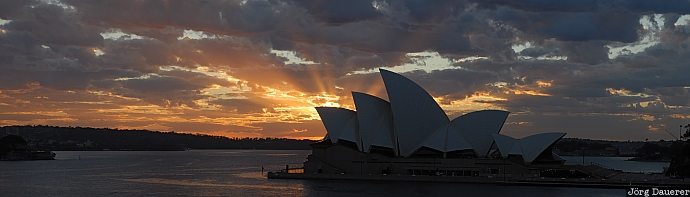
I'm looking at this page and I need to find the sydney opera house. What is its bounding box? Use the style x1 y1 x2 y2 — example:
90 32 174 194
303 69 568 177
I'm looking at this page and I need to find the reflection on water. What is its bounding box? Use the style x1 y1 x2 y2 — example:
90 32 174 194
0 150 626 196
122 177 306 191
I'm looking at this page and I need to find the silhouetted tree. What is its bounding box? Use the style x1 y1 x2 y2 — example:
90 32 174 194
666 140 690 178
635 142 671 160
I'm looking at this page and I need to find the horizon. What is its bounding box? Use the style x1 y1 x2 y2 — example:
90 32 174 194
1 1 690 141
0 125 674 142
0 124 676 143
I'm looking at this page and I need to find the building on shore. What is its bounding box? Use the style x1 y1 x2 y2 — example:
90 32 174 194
303 69 574 178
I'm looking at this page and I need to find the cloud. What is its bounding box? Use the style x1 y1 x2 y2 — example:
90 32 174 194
7 4 103 46
210 98 271 114
502 112 672 140
1 0 689 140
493 8 641 43
474 0 690 13
0 0 35 18
293 0 382 24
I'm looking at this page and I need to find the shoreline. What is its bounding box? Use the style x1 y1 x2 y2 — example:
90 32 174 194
48 148 313 151
625 157 672 162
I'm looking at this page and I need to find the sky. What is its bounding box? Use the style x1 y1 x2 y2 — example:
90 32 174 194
1 0 690 141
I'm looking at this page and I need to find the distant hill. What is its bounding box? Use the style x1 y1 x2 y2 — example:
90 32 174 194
0 125 315 151
0 125 671 157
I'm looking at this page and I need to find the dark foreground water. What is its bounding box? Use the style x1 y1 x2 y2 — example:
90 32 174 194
0 150 629 197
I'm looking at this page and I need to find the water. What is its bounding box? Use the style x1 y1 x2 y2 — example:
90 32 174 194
562 156 670 173
0 150 628 196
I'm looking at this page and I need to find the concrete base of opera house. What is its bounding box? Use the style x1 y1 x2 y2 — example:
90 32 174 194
267 171 690 189
266 141 689 189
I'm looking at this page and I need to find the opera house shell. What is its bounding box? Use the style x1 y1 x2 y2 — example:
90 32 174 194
305 69 567 177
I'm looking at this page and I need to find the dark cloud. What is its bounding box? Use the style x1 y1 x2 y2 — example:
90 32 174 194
65 0 301 36
558 41 610 64
652 87 690 106
293 0 381 24
502 113 671 140
210 99 267 113
251 120 326 138
0 0 35 18
159 69 232 87
404 69 497 100
1 0 690 140
474 0 690 13
161 121 257 134
113 75 208 107
0 113 59 121
296 21 476 54
493 8 640 43
99 39 174 72
7 4 103 46
400 0 468 22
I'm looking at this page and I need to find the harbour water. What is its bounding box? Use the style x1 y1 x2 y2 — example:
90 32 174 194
0 150 653 196
562 156 669 173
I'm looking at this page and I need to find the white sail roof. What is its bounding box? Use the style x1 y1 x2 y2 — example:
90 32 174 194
352 92 397 154
315 107 361 150
450 110 509 157
445 125 473 152
492 133 566 163
380 69 450 157
313 69 565 160
519 133 565 163
418 125 449 152
419 124 473 153
492 133 517 158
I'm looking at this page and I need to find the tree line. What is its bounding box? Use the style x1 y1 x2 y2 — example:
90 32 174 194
0 125 315 151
